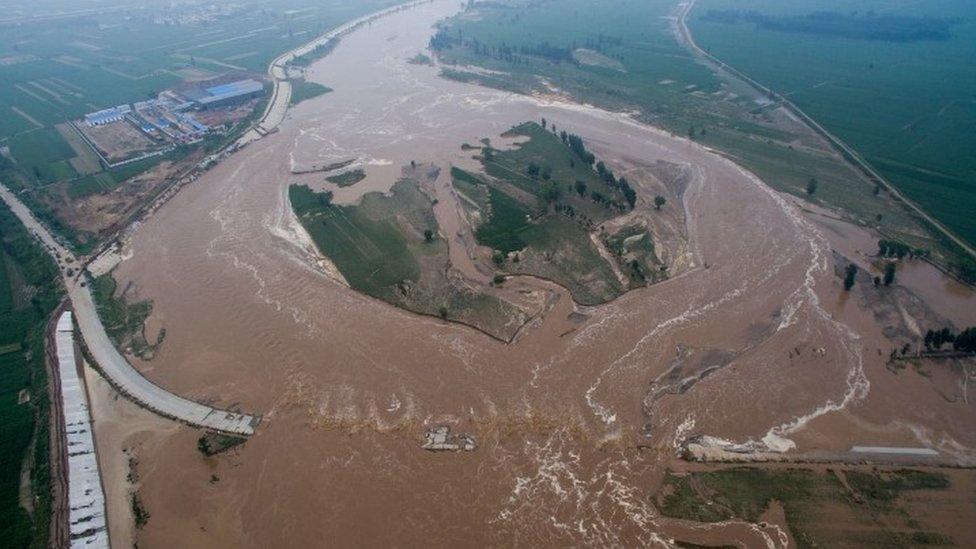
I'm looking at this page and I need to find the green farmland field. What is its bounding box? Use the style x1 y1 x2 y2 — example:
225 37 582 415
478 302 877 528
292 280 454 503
691 0 976 245
0 0 400 245
0 201 63 548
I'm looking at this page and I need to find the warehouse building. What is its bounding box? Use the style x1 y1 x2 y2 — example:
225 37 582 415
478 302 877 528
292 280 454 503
183 78 265 110
84 104 132 126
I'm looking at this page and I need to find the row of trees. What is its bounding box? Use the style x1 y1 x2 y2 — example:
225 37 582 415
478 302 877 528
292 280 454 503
846 261 897 290
923 326 976 354
595 161 637 209
556 127 639 209
877 239 913 259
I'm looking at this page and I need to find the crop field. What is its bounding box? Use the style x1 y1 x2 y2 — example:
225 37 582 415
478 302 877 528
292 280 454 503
434 0 720 119
0 0 400 248
0 201 62 548
691 0 976 246
291 176 530 340
0 0 400 143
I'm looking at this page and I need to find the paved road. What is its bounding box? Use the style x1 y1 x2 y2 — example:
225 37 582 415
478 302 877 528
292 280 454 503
674 0 976 261
0 184 256 435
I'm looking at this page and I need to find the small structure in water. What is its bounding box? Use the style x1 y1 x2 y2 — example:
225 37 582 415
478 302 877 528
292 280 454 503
422 426 476 452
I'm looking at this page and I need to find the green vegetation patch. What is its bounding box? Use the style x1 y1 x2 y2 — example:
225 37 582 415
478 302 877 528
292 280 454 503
453 122 658 305
430 0 968 267
68 172 116 199
197 432 246 456
659 473 733 523
658 467 956 549
290 178 529 340
692 0 976 246
603 223 665 286
408 53 433 66
325 168 366 188
289 78 333 107
0 201 63 548
845 469 949 505
91 274 162 360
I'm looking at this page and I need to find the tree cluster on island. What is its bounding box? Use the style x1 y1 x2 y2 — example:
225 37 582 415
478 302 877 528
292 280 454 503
556 126 638 209
843 263 858 291
923 326 976 354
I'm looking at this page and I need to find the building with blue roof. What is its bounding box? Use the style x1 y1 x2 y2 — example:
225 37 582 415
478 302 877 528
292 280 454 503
183 79 265 110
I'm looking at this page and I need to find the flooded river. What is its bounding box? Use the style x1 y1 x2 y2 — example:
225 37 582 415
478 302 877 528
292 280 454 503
110 1 976 546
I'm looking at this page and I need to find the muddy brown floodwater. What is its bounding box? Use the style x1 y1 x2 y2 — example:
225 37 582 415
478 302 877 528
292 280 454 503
108 1 976 546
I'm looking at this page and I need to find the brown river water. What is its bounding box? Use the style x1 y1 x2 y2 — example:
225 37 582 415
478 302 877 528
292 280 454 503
109 1 976 546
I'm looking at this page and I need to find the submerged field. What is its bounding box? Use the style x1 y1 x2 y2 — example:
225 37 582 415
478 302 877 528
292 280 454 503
691 0 976 248
429 0 973 274
659 466 971 548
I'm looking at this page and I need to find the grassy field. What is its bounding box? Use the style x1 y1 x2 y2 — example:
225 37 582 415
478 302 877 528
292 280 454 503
289 78 333 107
691 0 976 247
0 201 63 549
325 168 366 187
290 177 530 340
659 467 960 548
454 122 666 304
430 0 970 271
91 274 159 360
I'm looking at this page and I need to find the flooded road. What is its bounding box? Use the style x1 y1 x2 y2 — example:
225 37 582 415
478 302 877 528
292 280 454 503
110 1 976 545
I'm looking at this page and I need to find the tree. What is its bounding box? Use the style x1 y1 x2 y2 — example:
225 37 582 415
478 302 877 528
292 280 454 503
873 276 881 287
526 162 540 178
491 250 505 265
540 181 560 204
688 125 695 139
843 264 857 291
806 178 818 195
595 161 607 178
622 186 636 209
878 239 910 259
954 327 976 353
541 117 547 129
574 180 587 197
883 262 896 286
654 195 666 210
424 229 434 243
956 258 976 285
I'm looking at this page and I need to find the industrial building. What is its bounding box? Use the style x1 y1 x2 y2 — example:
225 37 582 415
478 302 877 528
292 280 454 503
83 105 132 126
182 78 264 109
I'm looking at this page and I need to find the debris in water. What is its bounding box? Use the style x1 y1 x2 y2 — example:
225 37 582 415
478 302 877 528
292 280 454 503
422 426 476 452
